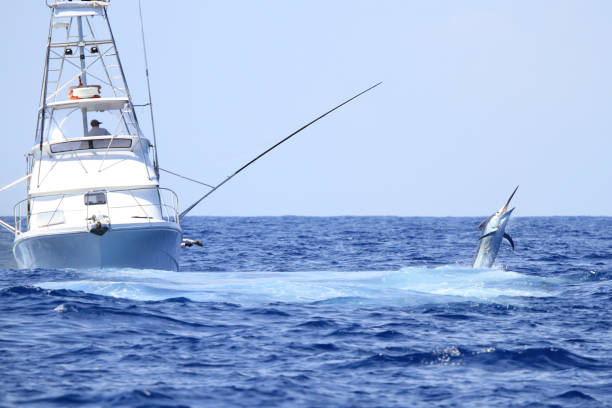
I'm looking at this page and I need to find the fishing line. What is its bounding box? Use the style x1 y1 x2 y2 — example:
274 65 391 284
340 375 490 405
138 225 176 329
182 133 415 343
179 82 382 219
159 168 215 189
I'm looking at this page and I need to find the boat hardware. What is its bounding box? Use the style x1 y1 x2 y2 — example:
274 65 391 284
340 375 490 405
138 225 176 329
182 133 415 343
181 238 203 248
88 214 110 236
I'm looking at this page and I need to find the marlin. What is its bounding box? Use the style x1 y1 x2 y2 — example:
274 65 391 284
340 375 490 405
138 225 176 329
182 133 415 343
472 186 518 268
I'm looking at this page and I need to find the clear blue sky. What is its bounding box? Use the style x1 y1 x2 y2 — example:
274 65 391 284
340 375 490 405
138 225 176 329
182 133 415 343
1 1 611 216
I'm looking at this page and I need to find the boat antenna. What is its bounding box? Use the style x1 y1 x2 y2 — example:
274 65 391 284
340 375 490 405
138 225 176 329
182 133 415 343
138 0 160 177
179 82 382 219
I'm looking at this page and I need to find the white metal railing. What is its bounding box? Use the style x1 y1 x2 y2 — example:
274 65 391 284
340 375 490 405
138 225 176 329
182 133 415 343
13 186 179 235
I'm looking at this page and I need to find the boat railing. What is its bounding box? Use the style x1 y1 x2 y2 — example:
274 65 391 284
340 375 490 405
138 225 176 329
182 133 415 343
13 198 28 234
13 186 180 235
156 187 180 223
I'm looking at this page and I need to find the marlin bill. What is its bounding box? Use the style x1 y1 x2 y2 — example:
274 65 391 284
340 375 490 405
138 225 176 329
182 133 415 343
473 186 518 268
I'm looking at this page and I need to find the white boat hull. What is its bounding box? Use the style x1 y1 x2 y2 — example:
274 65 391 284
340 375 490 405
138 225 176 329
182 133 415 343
13 223 182 271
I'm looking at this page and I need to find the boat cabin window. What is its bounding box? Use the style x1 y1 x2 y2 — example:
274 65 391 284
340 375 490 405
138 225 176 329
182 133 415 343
84 191 107 206
50 138 132 153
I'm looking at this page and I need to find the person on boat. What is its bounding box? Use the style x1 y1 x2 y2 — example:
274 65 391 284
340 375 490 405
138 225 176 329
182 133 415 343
89 119 110 136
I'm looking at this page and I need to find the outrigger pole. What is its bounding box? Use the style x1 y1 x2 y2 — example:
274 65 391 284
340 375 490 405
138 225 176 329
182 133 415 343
138 0 160 178
178 82 382 219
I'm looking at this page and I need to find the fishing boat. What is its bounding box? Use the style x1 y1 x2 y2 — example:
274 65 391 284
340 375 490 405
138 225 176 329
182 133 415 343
2 1 182 270
0 1 379 271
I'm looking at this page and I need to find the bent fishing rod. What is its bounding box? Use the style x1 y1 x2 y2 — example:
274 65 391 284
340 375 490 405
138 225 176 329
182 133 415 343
179 82 382 219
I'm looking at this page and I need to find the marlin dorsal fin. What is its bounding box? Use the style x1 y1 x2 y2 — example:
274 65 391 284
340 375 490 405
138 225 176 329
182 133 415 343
478 217 490 230
504 233 515 250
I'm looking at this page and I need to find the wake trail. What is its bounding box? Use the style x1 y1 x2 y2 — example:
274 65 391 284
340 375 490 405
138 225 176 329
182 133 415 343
36 266 561 306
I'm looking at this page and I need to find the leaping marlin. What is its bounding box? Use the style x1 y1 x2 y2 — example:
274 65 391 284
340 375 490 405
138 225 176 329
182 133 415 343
472 186 518 268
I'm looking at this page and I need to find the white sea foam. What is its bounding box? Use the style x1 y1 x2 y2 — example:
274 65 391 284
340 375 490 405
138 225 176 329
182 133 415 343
53 303 78 313
37 265 559 306
53 304 66 312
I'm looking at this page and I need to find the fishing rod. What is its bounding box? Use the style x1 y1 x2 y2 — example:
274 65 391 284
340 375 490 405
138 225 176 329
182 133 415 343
179 82 382 219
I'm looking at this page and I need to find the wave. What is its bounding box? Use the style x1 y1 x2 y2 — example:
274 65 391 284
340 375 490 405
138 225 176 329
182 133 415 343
35 265 559 306
336 346 608 371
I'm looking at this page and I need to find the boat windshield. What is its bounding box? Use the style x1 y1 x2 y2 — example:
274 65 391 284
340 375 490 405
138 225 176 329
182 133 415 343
50 138 132 153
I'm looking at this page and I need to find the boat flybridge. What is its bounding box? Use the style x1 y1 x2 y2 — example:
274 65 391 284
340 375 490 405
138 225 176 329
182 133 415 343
4 1 182 270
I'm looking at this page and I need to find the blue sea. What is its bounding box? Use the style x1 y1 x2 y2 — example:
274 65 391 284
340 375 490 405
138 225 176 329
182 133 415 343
1 216 611 407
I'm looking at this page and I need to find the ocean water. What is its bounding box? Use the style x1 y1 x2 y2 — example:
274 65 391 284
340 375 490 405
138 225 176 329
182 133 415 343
1 216 611 407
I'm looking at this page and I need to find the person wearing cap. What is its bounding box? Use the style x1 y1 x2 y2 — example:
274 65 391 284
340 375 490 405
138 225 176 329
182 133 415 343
89 119 110 136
